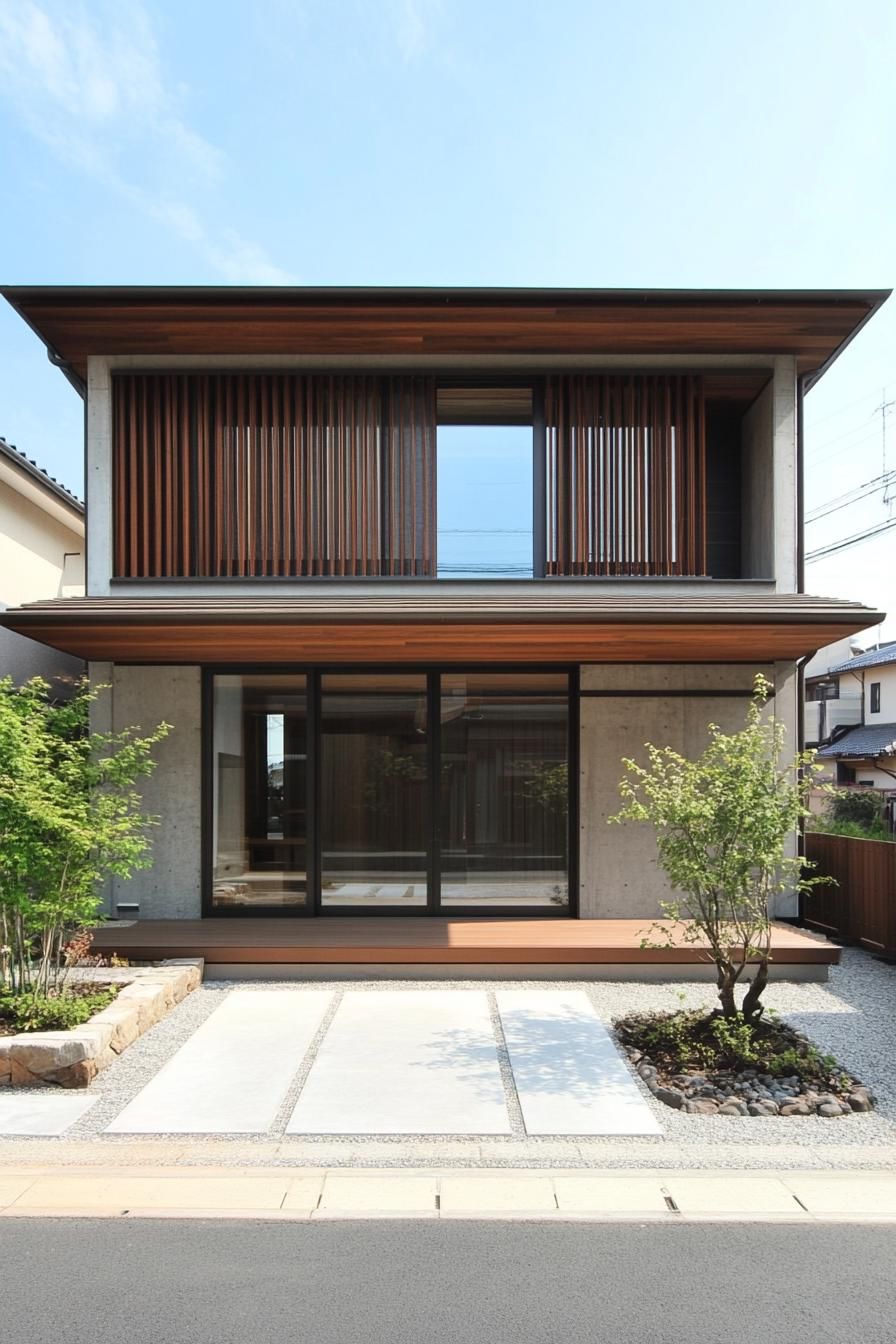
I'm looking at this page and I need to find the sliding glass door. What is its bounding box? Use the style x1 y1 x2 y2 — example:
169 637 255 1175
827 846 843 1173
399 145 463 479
439 674 569 908
210 674 309 910
319 675 429 908
207 670 571 915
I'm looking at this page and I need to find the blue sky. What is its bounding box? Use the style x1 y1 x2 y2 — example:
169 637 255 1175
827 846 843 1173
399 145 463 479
0 0 894 629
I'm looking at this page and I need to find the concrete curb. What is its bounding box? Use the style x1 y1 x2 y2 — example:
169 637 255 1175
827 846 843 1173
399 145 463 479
1 1166 896 1221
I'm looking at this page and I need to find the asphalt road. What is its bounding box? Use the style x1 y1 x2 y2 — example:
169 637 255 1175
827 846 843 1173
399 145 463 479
3 1218 894 1343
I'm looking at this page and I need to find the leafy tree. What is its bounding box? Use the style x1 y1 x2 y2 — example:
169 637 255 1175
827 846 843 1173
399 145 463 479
610 674 826 1021
0 676 169 998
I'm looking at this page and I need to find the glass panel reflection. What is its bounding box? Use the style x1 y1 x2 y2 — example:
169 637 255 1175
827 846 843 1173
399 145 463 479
320 675 428 906
211 675 308 908
440 679 569 908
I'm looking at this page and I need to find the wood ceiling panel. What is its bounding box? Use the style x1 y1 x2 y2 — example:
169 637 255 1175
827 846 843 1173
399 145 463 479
4 289 885 386
4 618 878 664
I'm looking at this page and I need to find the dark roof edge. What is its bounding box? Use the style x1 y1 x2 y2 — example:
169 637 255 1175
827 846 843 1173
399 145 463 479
0 437 84 515
2 284 892 307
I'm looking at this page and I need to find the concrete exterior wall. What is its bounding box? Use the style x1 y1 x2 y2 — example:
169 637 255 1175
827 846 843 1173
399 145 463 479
86 357 113 597
578 662 800 920
740 357 797 589
91 663 202 918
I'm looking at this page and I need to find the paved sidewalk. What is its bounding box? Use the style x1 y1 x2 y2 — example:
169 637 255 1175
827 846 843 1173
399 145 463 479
2 1165 895 1220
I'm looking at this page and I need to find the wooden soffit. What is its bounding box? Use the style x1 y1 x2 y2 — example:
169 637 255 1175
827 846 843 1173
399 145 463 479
0 593 883 665
2 287 890 390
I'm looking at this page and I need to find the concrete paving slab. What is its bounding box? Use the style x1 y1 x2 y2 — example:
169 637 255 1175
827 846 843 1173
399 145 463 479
318 1175 437 1212
496 990 661 1136
439 1175 557 1212
287 990 510 1135
666 1177 800 1214
0 1093 96 1137
106 989 332 1134
553 1176 670 1213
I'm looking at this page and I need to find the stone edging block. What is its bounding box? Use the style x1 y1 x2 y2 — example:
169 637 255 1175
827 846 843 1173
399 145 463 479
0 958 204 1089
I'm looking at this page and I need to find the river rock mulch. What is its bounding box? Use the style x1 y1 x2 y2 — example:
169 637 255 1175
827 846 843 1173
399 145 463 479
614 1009 874 1118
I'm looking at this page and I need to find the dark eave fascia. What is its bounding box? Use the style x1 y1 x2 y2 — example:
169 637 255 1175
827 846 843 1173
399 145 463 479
0 592 884 628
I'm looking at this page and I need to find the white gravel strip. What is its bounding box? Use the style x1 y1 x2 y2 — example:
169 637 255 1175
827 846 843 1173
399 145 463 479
10 946 896 1169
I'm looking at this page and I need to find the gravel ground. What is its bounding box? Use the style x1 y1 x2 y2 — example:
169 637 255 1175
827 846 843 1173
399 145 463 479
5 947 895 1169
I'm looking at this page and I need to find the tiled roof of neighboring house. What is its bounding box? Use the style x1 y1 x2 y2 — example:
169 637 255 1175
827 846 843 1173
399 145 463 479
817 723 896 759
0 435 83 513
829 643 896 675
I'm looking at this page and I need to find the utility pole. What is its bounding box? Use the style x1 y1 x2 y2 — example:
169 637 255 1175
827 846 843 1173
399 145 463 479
875 388 896 505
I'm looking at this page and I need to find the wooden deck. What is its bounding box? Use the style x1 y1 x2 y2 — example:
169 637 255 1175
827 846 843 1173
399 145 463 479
90 917 840 968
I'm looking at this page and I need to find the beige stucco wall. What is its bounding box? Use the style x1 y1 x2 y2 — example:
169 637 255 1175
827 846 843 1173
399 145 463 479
579 661 799 920
864 663 896 723
91 663 202 919
0 472 85 685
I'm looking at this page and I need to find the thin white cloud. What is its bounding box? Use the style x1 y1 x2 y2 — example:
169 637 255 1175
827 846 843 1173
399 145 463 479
0 0 295 283
393 0 443 62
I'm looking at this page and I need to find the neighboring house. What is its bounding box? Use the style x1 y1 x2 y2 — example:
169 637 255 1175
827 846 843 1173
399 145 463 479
810 641 896 791
0 286 888 930
0 434 84 688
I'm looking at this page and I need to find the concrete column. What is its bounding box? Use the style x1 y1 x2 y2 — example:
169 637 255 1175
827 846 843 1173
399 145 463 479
88 661 115 917
85 357 113 597
773 658 800 917
107 665 203 919
772 356 798 593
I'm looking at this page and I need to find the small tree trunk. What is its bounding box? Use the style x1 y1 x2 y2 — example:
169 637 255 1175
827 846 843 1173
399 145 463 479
741 958 769 1023
716 960 739 1018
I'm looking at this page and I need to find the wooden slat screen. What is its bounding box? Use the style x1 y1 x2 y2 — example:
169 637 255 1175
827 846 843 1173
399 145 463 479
544 375 706 576
112 374 436 577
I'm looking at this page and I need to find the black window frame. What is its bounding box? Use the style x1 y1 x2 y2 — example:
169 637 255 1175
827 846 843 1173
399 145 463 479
870 681 881 714
202 663 579 920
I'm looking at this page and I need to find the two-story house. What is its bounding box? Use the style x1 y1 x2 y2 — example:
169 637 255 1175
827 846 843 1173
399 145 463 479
811 641 896 793
0 286 888 969
0 434 84 688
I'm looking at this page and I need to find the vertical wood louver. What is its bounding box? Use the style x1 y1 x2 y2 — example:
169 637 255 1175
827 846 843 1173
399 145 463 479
544 374 706 576
112 373 436 577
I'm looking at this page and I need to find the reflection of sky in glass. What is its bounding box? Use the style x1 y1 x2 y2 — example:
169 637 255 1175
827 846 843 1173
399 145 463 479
267 713 284 768
438 426 532 577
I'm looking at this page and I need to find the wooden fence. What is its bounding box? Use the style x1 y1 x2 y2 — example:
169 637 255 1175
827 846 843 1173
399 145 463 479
803 832 896 958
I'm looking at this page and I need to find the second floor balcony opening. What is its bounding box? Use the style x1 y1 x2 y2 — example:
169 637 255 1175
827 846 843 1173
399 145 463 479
109 369 754 583
436 385 534 578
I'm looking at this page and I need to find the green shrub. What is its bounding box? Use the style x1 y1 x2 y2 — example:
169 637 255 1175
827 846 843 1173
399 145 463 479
810 816 895 842
829 788 885 828
0 987 117 1033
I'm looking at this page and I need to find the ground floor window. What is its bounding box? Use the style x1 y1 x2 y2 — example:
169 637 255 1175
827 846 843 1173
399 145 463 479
207 669 571 915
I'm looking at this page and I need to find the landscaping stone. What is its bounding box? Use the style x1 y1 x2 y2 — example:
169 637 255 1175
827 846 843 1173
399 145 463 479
747 1100 779 1117
683 1098 719 1115
3 957 203 1089
718 1100 749 1116
818 1102 845 1118
614 1004 873 1121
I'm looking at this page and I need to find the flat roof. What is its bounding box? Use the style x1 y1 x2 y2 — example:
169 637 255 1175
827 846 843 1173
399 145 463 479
2 286 889 393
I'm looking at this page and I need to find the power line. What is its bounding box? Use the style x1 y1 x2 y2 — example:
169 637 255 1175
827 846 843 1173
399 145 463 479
805 515 896 562
805 469 896 524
